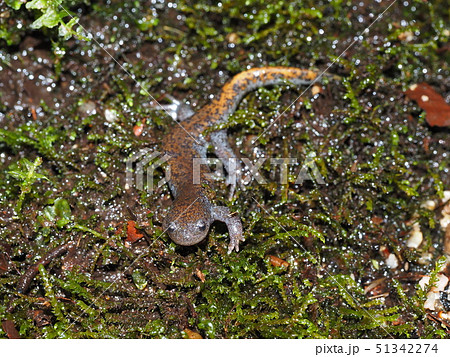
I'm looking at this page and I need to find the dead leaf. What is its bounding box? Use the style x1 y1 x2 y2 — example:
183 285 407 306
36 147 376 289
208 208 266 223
405 83 450 127
267 255 289 268
1 320 20 339
183 328 203 339
195 268 206 282
0 253 9 272
126 221 144 243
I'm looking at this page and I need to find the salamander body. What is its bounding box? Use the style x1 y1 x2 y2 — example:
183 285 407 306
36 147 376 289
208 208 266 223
162 67 317 253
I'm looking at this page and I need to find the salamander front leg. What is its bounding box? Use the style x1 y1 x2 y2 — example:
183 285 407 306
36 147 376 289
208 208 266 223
211 205 244 253
210 130 244 200
152 94 195 122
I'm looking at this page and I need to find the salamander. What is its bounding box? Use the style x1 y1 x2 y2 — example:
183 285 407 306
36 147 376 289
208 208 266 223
162 67 318 253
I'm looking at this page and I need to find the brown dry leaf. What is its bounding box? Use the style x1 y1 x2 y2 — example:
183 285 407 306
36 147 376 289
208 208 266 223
126 220 144 243
1 320 20 339
405 83 450 127
311 85 322 96
195 268 206 282
0 253 9 272
28 310 52 327
133 122 144 136
371 216 384 225
267 255 289 268
183 328 203 339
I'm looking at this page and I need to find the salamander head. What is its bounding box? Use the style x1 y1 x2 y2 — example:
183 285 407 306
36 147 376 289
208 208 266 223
163 195 212 246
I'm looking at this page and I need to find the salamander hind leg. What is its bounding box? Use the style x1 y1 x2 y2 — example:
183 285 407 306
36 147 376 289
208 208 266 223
211 205 244 253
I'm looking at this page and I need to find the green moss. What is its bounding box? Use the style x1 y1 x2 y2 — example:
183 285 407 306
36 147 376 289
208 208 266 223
7 156 47 216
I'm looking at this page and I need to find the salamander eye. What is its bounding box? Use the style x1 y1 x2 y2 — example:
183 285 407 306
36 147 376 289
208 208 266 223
167 223 177 233
196 220 207 232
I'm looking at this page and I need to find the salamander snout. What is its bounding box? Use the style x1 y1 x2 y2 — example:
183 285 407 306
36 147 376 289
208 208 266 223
163 196 212 246
164 218 210 246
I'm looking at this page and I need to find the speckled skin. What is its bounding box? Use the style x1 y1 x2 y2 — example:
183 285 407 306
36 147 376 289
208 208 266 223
162 67 317 253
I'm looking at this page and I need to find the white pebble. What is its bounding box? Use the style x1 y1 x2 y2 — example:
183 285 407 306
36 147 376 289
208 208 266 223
440 214 450 230
419 274 448 292
79 100 97 115
407 229 423 248
104 108 118 122
424 292 439 310
443 191 450 204
386 253 398 269
419 276 430 290
421 200 436 210
422 274 450 311
418 252 433 265
435 274 449 292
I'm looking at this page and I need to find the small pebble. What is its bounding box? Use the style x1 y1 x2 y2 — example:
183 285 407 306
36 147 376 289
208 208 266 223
421 200 436 210
406 223 423 248
441 214 450 231
419 274 448 292
443 191 450 204
424 292 439 310
386 253 398 269
418 252 433 265
104 108 118 123
420 274 449 311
